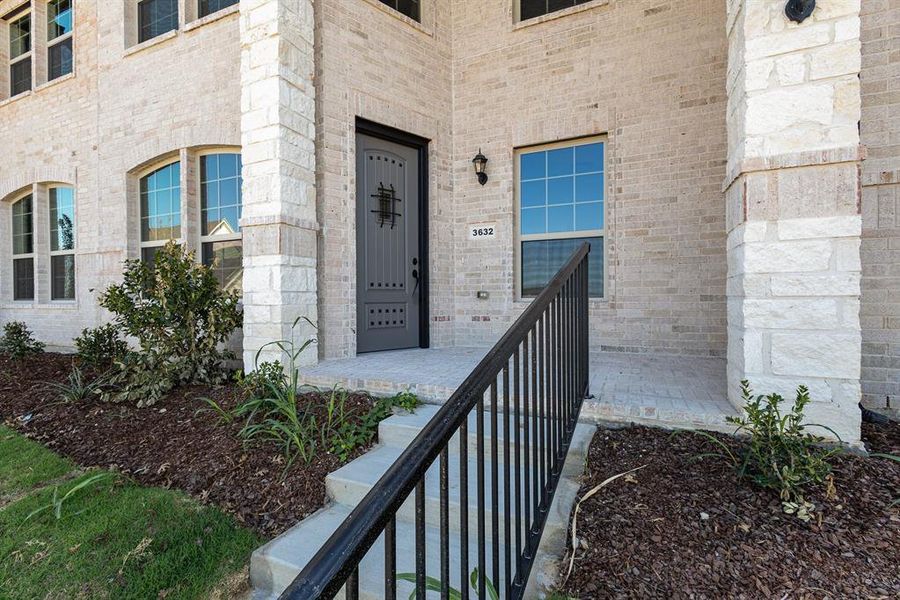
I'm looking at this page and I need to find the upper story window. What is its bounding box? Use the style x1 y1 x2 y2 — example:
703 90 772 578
9 10 31 96
520 0 591 21
49 186 76 300
198 0 238 19
200 152 243 293
140 161 181 262
517 138 605 298
138 0 178 43
11 194 35 301
47 0 73 81
378 0 420 22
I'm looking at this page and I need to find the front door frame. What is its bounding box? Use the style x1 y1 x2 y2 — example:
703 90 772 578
355 118 430 350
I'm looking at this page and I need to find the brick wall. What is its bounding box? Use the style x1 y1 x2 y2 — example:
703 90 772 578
0 1 241 349
860 0 900 410
450 0 728 356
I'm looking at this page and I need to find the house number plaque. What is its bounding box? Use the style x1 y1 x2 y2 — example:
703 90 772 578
469 222 497 240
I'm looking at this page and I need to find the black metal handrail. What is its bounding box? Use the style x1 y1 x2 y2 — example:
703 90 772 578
282 243 591 599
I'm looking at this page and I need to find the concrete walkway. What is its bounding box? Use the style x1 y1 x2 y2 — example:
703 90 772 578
302 347 737 432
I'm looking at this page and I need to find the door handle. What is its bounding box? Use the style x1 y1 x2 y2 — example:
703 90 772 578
411 269 420 295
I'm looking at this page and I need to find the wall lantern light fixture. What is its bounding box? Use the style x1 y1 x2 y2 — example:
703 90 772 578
785 0 815 23
472 149 489 186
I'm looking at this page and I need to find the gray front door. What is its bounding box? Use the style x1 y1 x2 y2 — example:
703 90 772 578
356 133 421 353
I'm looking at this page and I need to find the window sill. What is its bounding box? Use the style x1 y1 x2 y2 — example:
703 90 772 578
185 4 240 32
124 29 178 58
1 301 78 310
0 89 32 109
35 71 76 93
360 0 434 36
513 0 610 31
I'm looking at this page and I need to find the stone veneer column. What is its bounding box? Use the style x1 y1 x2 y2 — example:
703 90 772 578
725 0 864 444
239 0 319 368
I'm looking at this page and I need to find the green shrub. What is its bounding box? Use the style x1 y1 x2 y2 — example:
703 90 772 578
235 361 285 399
0 321 45 360
98 241 242 407
696 381 841 519
232 319 416 467
74 324 128 368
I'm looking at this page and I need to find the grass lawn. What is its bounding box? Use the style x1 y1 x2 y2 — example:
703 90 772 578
0 426 261 600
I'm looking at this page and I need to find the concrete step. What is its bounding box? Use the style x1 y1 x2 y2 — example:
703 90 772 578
379 404 592 478
251 405 595 600
251 504 512 600
327 425 590 542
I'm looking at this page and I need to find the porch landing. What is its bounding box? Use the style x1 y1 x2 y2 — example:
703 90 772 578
302 347 737 432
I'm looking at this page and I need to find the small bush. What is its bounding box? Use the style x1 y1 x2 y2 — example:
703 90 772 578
0 322 45 360
45 365 108 403
98 241 242 407
235 361 285 399
74 324 128 368
697 381 841 519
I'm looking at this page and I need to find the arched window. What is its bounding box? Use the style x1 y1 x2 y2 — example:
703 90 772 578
11 194 34 301
199 151 242 293
49 186 76 300
140 160 181 263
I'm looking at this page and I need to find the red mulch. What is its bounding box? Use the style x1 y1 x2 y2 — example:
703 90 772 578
0 353 378 538
559 424 900 599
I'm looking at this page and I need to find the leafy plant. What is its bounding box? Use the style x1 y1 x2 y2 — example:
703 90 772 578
393 389 420 413
232 319 418 467
98 241 242 406
693 381 841 517
23 472 112 524
394 568 498 600
232 318 320 467
74 324 128 368
45 365 108 403
0 321 45 360
234 361 284 399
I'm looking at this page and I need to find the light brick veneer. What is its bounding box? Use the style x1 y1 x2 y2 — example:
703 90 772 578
860 0 900 411
725 0 864 443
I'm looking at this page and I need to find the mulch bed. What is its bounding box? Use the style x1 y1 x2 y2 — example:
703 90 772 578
0 353 379 538
559 424 900 599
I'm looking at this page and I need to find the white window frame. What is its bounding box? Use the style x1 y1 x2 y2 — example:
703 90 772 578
10 191 35 302
46 0 74 81
48 184 76 301
197 147 242 292
514 136 607 300
138 158 183 259
8 7 32 96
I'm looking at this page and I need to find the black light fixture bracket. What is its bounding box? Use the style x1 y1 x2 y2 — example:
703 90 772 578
472 149 489 186
785 0 816 23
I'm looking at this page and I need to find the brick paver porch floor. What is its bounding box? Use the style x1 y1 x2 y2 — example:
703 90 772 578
301 347 737 431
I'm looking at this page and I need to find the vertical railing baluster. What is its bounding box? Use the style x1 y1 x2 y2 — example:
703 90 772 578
502 364 512 595
490 381 500 592
524 330 533 560
477 396 486 599
513 346 522 587
460 418 469 600
347 567 360 600
553 290 564 464
544 308 552 506
385 515 396 600
416 479 426 599
440 448 449 600
538 313 546 507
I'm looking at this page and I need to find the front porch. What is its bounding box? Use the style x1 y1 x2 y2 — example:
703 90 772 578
301 347 736 432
